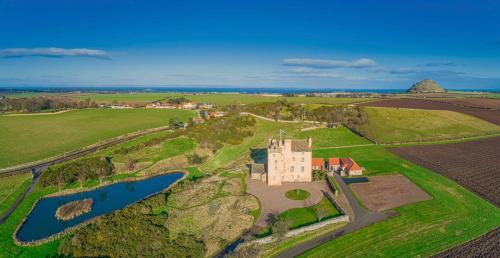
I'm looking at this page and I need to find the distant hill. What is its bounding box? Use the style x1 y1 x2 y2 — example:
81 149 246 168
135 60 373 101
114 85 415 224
407 79 446 93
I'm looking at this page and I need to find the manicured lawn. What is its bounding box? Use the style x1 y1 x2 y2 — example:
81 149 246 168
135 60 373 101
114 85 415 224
74 92 378 105
297 127 372 147
0 108 195 168
0 173 32 216
263 197 340 234
285 189 310 200
301 146 500 257
359 107 500 143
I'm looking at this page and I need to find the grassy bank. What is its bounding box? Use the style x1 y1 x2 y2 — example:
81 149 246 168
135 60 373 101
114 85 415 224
0 173 33 216
297 127 372 148
0 108 195 168
359 107 500 143
301 146 500 257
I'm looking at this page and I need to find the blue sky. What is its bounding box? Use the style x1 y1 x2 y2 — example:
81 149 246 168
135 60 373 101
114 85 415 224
0 0 499 89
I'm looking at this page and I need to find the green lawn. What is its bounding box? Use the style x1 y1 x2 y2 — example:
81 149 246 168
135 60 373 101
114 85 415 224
110 137 196 163
186 167 205 181
0 173 32 216
301 145 500 257
285 189 311 200
297 127 372 147
74 92 378 105
359 107 500 143
0 108 195 168
0 186 62 257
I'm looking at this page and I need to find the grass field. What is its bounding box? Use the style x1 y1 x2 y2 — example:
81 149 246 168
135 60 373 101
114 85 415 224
301 145 500 257
0 173 32 216
74 92 378 105
0 108 195 168
297 127 372 147
201 118 302 172
359 107 500 143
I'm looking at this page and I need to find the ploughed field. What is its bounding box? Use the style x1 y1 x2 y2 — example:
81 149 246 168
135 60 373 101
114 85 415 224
391 136 500 207
432 227 499 258
362 98 500 125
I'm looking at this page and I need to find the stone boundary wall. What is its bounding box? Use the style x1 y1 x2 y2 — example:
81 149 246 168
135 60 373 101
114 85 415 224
251 215 349 245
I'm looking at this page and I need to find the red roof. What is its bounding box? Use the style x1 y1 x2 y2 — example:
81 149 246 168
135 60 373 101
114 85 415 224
328 157 340 165
312 158 325 167
340 157 362 171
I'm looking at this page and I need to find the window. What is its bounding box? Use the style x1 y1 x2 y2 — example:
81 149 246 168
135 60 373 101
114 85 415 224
272 153 275 157
301 166 304 172
290 166 294 172
292 157 295 162
301 157 304 162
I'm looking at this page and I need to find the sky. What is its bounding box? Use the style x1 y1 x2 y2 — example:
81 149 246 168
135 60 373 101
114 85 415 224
0 0 499 89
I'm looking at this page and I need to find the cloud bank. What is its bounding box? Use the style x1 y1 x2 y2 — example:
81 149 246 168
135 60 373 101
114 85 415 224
282 58 376 68
0 48 110 59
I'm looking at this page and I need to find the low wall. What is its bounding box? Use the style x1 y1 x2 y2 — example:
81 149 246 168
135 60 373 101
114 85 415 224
251 215 349 245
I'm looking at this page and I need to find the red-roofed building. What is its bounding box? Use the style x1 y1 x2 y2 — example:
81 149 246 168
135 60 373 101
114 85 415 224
311 158 325 171
328 157 340 172
339 157 363 176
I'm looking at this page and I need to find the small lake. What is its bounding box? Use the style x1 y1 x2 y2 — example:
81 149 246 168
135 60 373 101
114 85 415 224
343 177 369 184
16 172 184 243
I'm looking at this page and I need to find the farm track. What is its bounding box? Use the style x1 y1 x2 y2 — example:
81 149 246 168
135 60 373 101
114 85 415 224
390 136 500 207
361 98 500 125
432 227 499 258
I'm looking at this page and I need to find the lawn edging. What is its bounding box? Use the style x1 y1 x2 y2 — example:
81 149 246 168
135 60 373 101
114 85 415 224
250 215 349 245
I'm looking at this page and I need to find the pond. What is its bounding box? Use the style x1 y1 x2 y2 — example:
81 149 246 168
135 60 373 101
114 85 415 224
343 177 369 184
16 172 184 244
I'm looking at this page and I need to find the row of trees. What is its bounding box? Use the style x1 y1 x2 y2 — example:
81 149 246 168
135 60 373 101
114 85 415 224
243 99 367 126
0 96 98 113
39 157 115 190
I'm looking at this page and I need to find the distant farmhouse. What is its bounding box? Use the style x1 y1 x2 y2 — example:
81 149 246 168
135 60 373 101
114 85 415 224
265 138 313 186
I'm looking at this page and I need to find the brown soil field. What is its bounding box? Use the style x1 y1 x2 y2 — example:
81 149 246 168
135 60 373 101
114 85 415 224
434 98 500 110
361 98 500 125
349 174 432 212
391 136 500 207
432 227 499 258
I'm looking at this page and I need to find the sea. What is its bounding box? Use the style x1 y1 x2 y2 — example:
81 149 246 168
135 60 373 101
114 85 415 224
1 86 498 94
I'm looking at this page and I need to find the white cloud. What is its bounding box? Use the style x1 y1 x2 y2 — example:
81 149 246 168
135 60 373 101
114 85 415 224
282 58 376 68
0 48 110 59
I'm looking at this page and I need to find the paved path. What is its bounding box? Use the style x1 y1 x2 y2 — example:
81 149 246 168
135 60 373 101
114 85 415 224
0 167 44 224
275 173 392 258
247 178 329 227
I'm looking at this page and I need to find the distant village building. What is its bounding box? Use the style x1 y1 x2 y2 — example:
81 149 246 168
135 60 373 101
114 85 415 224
182 102 197 109
191 117 204 124
197 103 214 109
266 138 312 186
110 104 132 109
209 111 226 118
